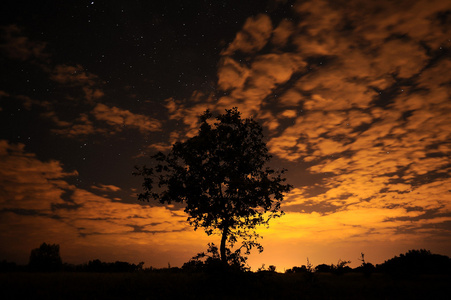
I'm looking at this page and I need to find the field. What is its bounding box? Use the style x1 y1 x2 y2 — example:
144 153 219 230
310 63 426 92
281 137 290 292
1 271 450 299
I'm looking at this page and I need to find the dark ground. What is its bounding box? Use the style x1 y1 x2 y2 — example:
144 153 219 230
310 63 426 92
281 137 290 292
1 271 450 299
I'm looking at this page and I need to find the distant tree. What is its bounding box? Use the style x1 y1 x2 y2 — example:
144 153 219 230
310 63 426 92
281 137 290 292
332 259 351 275
286 258 313 274
315 263 332 273
135 108 292 266
137 261 145 271
256 263 276 273
28 242 62 271
286 265 311 274
0 260 18 272
377 249 451 274
83 259 144 272
86 259 104 272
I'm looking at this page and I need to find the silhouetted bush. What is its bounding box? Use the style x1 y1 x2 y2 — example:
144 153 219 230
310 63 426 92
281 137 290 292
286 258 315 285
0 260 18 272
354 253 375 277
267 265 276 272
80 259 144 272
377 249 451 274
182 243 249 273
28 243 62 272
354 262 376 276
315 264 332 273
331 259 352 275
286 265 311 274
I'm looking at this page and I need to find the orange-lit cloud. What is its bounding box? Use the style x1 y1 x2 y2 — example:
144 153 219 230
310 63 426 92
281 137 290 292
50 113 103 137
49 103 162 137
92 103 162 133
0 140 209 266
51 64 104 102
91 184 121 192
222 14 273 55
159 0 451 267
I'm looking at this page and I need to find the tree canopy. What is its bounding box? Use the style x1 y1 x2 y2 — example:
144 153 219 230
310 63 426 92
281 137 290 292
28 242 62 271
135 108 292 265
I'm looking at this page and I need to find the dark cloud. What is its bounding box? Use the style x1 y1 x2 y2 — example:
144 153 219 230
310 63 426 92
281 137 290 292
0 25 49 61
50 64 104 102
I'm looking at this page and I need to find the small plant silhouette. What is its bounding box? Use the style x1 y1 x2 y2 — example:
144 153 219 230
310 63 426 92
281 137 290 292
357 252 375 277
331 259 351 275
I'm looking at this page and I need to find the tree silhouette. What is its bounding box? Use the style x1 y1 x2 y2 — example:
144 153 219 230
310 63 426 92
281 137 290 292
135 108 292 265
378 249 451 274
28 242 62 271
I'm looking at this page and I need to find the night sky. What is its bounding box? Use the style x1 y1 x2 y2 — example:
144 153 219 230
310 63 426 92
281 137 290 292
1 0 450 270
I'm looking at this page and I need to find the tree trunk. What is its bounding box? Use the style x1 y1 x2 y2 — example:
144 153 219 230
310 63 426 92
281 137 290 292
220 224 228 266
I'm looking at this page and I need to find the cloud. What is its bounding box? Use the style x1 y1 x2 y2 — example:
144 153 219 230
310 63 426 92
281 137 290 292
1 26 104 105
166 51 307 138
50 112 105 137
51 64 98 86
0 140 209 265
375 39 428 79
0 25 49 61
280 109 297 118
271 19 294 48
160 0 451 261
0 140 77 211
349 0 451 50
91 103 162 133
50 64 104 102
215 53 307 119
91 184 121 192
222 14 273 55
217 57 250 90
0 90 10 98
1 30 156 138
49 103 162 137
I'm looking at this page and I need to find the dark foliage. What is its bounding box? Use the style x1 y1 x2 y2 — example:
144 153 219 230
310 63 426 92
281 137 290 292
182 243 249 273
3 271 450 299
313 261 352 275
354 252 375 277
286 265 312 274
315 263 333 273
28 243 62 272
286 258 314 278
0 260 19 272
135 108 292 265
377 249 451 274
60 260 144 272
331 259 352 275
267 265 277 272
79 259 145 273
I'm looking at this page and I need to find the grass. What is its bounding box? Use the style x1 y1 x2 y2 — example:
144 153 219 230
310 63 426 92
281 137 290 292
1 271 450 299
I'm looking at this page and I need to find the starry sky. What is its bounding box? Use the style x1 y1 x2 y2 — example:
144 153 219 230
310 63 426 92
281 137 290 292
1 0 450 270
